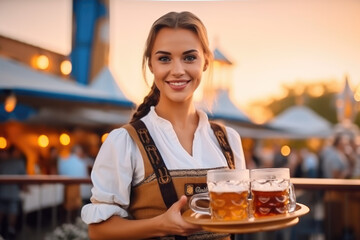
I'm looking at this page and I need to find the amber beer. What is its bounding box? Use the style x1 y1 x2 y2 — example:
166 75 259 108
189 169 250 221
251 189 289 218
250 168 294 218
210 189 249 221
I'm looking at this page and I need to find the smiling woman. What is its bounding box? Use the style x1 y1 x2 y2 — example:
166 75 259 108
81 11 246 240
149 28 207 108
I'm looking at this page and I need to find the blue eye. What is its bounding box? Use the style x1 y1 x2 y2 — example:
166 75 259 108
159 56 170 62
184 55 196 62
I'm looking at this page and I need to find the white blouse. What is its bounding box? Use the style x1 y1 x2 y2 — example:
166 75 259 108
81 107 246 224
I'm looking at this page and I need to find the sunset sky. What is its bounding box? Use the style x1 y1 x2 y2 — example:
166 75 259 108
1 0 360 116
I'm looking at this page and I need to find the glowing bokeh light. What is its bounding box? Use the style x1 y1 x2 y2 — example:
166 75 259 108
38 135 49 148
281 145 291 157
101 133 109 143
0 137 7 149
308 85 324 97
4 93 16 113
59 133 70 146
36 55 49 70
60 60 72 75
354 86 360 102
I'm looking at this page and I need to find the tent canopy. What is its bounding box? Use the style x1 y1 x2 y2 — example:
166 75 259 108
197 89 252 124
0 57 134 127
89 67 129 101
0 57 134 107
267 105 334 138
213 48 232 65
195 89 285 138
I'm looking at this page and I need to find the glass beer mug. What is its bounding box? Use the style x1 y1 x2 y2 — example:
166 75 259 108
250 168 296 218
189 169 250 221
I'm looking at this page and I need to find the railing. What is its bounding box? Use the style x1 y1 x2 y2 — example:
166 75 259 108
2 175 358 189
291 178 360 190
0 175 92 184
0 175 92 240
0 176 359 240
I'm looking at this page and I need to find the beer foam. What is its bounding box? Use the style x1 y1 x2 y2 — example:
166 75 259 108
251 179 288 191
208 181 249 193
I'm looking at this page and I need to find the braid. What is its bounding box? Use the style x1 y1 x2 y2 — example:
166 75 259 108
130 84 160 123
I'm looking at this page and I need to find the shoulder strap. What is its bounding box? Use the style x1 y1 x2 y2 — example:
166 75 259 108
124 121 188 240
122 123 153 177
128 120 179 209
210 121 235 169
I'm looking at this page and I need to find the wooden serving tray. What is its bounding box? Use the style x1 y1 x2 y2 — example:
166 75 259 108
182 203 309 234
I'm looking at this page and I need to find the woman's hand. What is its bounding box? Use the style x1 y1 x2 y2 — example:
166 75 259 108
88 195 202 240
156 195 203 236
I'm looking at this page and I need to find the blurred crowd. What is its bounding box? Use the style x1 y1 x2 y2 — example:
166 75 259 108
245 133 360 180
0 143 94 239
1 132 360 240
243 132 360 240
0 145 27 240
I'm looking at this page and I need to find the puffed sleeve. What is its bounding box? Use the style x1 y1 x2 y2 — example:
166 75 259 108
225 126 246 169
81 127 143 224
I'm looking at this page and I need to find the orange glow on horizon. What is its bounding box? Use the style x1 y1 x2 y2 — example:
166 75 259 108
0 0 359 118
248 106 273 124
308 85 325 97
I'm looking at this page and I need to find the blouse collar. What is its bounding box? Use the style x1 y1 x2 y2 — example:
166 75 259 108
146 106 209 131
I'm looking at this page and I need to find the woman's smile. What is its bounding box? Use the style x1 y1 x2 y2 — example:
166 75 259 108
165 80 191 90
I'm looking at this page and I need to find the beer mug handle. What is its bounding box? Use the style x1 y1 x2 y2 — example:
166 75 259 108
289 183 296 212
189 193 211 215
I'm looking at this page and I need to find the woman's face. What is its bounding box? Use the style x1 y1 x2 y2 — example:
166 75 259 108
149 28 207 105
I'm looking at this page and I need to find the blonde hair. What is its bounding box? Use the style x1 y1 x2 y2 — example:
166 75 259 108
130 11 213 123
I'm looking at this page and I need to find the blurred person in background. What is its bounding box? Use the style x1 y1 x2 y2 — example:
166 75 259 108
342 135 360 238
272 143 289 168
58 145 88 178
321 134 352 179
58 144 91 221
345 136 360 179
352 149 360 179
321 134 359 240
288 148 303 178
0 145 26 240
243 148 258 170
300 148 319 178
48 146 59 175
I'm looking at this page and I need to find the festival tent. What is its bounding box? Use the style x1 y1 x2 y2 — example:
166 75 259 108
196 89 284 138
89 67 129 101
0 56 134 128
267 105 334 138
213 48 232 65
203 89 251 123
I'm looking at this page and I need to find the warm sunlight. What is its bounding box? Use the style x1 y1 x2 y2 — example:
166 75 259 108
0 0 359 110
